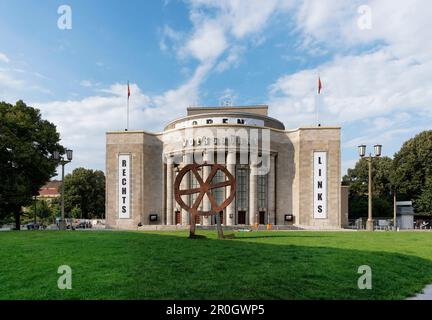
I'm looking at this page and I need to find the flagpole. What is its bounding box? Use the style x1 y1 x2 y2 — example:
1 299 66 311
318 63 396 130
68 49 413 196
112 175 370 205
316 75 322 127
127 94 129 131
126 81 130 131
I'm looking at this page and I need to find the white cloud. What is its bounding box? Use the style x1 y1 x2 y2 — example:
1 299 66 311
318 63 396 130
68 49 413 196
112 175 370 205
294 0 357 50
368 112 411 132
268 0 432 175
269 0 432 127
182 20 228 62
0 52 10 63
0 71 24 89
159 25 183 52
188 0 293 39
271 50 432 127
0 67 52 101
34 83 148 172
215 45 245 72
213 0 281 39
293 0 432 61
3 0 429 177
80 80 93 87
33 66 209 173
218 88 237 105
171 0 294 70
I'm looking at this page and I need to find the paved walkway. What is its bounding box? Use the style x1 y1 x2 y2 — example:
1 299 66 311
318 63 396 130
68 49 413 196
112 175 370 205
407 284 432 300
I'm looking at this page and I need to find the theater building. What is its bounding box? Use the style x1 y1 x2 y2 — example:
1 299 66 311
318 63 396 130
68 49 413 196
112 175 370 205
106 105 345 229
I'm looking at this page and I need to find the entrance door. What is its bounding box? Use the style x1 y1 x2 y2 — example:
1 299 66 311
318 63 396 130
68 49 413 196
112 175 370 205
238 211 246 225
259 211 265 225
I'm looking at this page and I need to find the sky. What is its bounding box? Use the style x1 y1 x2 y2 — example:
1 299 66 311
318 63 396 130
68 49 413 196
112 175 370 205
0 0 431 177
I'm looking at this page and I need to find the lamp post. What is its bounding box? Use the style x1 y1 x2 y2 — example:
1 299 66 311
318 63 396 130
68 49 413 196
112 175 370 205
53 149 73 230
358 144 382 231
393 189 397 231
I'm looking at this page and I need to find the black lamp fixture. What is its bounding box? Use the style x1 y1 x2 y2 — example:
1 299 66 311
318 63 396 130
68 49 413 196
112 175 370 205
356 143 383 231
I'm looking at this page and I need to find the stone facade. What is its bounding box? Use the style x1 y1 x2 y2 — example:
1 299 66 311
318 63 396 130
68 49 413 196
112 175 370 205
106 106 342 229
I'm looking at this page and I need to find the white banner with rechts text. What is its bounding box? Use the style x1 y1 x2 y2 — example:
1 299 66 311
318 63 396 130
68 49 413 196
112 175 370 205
118 154 131 219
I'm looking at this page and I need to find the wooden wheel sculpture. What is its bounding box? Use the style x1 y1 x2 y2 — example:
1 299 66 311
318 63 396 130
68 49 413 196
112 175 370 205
174 163 236 238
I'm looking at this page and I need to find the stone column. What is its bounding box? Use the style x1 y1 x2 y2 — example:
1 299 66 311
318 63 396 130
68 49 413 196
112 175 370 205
249 163 258 225
201 152 213 226
226 150 236 226
175 170 180 223
267 154 276 225
202 162 211 226
166 156 174 225
181 153 192 225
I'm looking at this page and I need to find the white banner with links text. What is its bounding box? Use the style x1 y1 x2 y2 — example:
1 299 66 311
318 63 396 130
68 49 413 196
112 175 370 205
313 151 327 219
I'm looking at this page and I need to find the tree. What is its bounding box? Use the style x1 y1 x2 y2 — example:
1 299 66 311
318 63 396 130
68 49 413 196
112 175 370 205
0 100 64 229
342 157 394 218
343 157 393 196
70 206 83 219
392 130 432 215
415 176 432 215
28 199 53 222
50 198 61 220
62 168 105 219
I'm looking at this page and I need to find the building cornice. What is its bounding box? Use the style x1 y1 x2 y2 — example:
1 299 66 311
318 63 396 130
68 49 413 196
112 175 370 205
163 111 284 131
106 125 341 136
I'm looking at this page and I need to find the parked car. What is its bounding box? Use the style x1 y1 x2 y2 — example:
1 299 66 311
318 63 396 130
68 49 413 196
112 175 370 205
75 221 92 229
66 224 76 230
26 223 40 230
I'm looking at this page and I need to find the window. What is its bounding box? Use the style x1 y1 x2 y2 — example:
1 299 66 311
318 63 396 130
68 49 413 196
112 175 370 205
211 169 225 207
192 121 198 126
206 119 213 124
237 119 245 124
258 175 267 209
236 168 248 209
222 118 228 124
189 169 202 209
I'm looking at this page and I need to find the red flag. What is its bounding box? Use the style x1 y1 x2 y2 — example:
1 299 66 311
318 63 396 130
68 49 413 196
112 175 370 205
318 76 322 94
127 81 131 99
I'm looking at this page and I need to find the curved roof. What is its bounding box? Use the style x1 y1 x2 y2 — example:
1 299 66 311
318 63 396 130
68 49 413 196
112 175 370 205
164 108 285 131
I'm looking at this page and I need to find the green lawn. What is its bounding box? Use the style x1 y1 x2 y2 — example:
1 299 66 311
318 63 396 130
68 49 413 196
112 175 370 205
1 230 432 300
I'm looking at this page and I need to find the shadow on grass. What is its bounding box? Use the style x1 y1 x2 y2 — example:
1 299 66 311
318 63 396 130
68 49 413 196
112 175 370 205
232 234 334 240
0 230 431 300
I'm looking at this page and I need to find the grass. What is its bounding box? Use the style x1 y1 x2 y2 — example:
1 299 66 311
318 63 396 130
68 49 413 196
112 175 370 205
1 230 432 300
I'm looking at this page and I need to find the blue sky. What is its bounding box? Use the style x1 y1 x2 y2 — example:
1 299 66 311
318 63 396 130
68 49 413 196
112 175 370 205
0 0 431 176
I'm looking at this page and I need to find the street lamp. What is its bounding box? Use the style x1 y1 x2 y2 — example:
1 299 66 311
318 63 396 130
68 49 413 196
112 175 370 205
358 144 366 157
53 149 73 230
374 144 382 157
358 144 382 231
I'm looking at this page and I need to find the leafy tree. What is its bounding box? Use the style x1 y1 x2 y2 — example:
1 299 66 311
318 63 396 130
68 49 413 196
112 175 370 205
62 168 105 219
392 130 432 215
28 199 53 223
0 100 64 229
343 157 393 196
70 206 83 219
411 175 432 215
342 157 394 218
50 198 61 219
